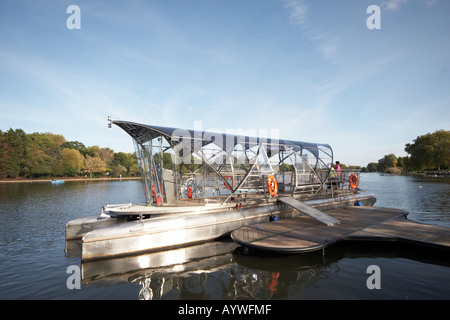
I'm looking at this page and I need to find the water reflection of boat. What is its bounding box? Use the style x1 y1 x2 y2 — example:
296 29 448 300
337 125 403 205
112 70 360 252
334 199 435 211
80 239 240 300
66 119 376 261
75 236 450 300
81 240 240 284
79 238 333 300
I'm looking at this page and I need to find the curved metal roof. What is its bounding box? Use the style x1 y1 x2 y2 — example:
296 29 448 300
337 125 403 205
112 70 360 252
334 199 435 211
111 120 332 159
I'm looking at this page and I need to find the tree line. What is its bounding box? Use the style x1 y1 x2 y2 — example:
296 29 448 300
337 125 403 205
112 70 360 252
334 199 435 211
364 130 450 173
0 128 140 179
2 128 448 178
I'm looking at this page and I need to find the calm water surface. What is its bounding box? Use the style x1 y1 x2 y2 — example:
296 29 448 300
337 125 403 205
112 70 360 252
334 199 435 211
0 173 449 300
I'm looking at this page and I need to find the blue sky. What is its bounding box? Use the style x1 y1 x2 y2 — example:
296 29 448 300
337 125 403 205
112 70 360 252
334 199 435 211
1 0 449 166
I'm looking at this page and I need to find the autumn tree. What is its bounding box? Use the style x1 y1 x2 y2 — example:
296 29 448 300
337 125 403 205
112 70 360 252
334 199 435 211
98 148 115 166
83 155 106 178
0 128 139 179
112 164 127 177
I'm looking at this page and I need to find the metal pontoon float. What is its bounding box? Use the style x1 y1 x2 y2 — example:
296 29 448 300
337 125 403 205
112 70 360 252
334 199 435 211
66 119 376 261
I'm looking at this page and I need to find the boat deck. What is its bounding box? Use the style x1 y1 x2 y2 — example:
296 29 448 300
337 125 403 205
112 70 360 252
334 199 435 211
231 206 450 253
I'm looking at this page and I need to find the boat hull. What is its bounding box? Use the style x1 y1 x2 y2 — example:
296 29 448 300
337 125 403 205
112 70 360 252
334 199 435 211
76 193 376 261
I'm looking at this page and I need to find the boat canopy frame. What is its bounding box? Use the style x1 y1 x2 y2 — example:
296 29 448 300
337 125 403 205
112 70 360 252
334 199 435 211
111 120 334 206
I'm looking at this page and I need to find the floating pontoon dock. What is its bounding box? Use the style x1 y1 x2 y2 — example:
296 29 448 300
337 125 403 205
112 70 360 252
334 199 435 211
231 205 450 253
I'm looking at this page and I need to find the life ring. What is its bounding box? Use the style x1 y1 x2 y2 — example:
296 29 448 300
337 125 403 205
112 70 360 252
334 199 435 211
349 174 358 189
267 175 278 198
151 185 162 204
224 175 236 190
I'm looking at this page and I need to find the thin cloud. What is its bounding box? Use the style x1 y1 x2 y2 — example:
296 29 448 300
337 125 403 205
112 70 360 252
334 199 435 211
382 0 438 11
319 38 339 59
381 0 409 11
282 1 339 59
283 0 308 25
424 0 438 6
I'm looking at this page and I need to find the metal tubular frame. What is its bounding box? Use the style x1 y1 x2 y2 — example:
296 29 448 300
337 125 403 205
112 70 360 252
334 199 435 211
111 120 335 206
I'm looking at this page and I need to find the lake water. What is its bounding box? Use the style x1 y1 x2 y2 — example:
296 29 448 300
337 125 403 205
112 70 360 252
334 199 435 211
0 173 449 300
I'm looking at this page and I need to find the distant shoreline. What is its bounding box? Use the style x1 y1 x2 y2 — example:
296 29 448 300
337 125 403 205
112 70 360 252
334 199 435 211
0 177 141 184
371 171 450 178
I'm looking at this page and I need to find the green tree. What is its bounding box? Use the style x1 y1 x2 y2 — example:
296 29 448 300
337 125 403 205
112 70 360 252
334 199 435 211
61 148 84 176
24 146 56 178
61 141 89 157
23 132 66 177
366 162 378 172
0 130 6 178
26 132 65 158
110 152 139 177
377 153 397 172
0 129 27 178
405 130 450 170
112 152 134 171
396 156 411 171
129 163 141 176
85 145 100 158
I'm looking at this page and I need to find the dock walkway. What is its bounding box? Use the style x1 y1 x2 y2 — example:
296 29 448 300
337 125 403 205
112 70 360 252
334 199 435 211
231 206 450 253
